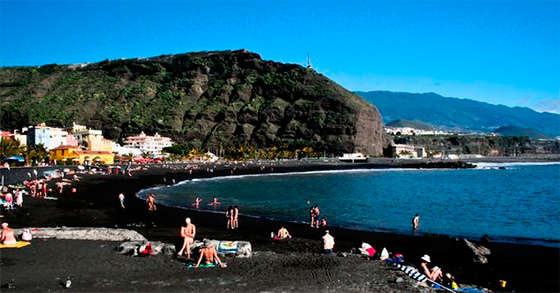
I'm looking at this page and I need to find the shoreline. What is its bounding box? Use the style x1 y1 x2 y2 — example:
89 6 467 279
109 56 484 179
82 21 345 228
133 160 560 249
1 159 559 292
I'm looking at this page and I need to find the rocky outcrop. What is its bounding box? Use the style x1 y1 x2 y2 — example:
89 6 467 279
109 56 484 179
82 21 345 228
16 227 147 242
0 50 386 155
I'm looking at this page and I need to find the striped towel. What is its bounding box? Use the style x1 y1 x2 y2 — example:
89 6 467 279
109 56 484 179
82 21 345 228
396 263 429 283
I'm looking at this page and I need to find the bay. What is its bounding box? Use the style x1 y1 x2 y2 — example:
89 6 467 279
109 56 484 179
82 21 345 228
137 162 560 247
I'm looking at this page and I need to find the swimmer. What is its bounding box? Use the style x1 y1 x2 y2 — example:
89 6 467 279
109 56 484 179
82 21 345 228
209 197 221 206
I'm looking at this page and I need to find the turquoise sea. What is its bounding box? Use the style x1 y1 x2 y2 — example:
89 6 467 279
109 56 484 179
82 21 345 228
137 162 560 247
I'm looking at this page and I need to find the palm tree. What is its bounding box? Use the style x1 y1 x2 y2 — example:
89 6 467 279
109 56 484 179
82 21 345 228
24 144 49 165
0 139 24 159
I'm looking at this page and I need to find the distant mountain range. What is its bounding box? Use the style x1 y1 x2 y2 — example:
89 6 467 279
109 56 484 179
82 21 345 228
493 126 551 140
356 91 560 137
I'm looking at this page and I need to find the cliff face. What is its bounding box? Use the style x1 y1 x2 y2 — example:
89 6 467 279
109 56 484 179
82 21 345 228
0 50 385 155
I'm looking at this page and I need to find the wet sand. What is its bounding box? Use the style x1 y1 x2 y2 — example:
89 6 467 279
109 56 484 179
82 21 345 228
1 161 559 292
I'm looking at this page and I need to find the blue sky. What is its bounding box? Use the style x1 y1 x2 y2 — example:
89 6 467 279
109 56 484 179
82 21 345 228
1 0 559 113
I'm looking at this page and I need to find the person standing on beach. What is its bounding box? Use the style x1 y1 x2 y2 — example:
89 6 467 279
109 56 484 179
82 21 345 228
322 230 335 254
226 206 233 229
118 193 125 209
147 193 156 211
314 206 321 228
412 214 419 230
177 217 196 258
233 205 239 229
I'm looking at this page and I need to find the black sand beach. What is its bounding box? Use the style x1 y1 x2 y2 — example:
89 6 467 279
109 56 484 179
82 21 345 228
1 160 559 292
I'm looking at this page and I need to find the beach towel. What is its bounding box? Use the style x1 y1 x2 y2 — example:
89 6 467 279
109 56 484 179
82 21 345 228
186 262 226 269
396 263 429 283
0 241 31 249
217 241 238 253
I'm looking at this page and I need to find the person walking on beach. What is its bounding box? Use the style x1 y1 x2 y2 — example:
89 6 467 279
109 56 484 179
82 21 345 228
322 230 335 254
177 217 196 258
412 214 420 230
118 193 125 209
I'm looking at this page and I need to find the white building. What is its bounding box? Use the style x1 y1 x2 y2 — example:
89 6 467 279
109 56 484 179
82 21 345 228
123 131 173 157
112 142 143 157
390 144 427 159
385 127 447 136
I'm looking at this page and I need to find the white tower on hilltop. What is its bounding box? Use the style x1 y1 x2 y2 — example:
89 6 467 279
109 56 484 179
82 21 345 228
306 52 313 69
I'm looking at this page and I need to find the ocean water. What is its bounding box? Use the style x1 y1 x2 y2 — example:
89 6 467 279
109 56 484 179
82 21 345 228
137 162 560 247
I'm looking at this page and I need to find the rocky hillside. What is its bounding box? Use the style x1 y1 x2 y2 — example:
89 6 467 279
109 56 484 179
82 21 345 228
0 50 385 155
393 135 560 156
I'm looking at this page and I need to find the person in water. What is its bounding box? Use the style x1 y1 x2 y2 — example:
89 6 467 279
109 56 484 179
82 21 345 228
209 197 221 206
193 197 202 209
412 214 420 230
194 240 227 268
177 217 196 259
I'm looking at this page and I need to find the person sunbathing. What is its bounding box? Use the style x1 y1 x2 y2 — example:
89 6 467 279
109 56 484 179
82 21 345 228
194 240 226 268
0 222 17 245
420 254 443 281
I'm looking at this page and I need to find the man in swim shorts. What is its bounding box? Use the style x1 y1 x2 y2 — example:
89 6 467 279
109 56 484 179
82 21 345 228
177 217 196 259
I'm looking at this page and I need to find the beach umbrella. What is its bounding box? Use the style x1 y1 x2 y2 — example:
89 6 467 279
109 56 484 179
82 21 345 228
77 165 85 170
4 155 24 162
63 168 71 173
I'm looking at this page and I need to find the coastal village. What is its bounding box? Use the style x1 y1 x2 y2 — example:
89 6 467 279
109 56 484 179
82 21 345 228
0 123 174 166
2 121 558 168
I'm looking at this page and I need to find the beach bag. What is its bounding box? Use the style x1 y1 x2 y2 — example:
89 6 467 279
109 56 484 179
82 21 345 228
21 229 32 241
380 247 389 260
138 242 153 256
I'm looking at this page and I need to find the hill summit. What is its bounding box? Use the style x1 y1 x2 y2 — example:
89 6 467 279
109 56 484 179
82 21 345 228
0 49 385 155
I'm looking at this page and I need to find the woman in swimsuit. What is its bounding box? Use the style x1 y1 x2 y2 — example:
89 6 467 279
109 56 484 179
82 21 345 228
194 240 226 268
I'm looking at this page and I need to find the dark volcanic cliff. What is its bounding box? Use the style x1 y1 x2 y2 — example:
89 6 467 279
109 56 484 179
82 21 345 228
0 50 385 155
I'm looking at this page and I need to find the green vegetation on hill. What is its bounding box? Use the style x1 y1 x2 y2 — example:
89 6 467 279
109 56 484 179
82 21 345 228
386 119 434 130
0 50 385 156
357 91 560 137
493 126 551 140
393 135 560 156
